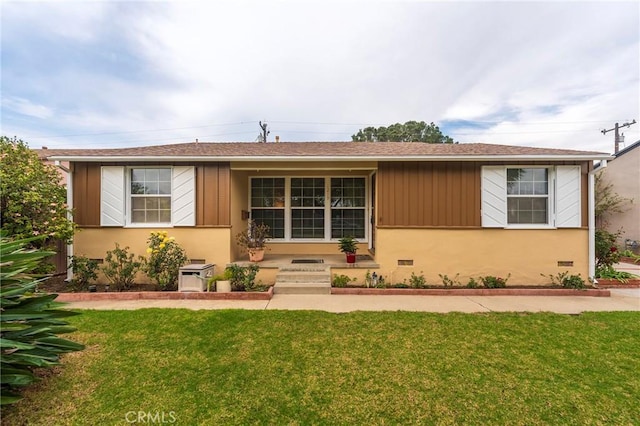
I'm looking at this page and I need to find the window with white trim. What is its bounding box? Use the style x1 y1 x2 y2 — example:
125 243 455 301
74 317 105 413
506 168 549 224
481 165 581 229
130 168 172 224
249 176 367 241
100 165 195 227
250 178 285 238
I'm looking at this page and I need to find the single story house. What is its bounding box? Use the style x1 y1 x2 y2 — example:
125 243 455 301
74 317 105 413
43 141 610 286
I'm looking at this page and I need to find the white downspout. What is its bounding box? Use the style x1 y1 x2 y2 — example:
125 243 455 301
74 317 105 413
589 160 607 282
55 161 73 282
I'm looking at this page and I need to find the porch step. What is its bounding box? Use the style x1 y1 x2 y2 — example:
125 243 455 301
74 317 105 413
274 267 332 294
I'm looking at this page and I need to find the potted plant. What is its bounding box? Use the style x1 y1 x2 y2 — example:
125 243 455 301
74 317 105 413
338 236 358 264
236 220 270 262
207 268 232 293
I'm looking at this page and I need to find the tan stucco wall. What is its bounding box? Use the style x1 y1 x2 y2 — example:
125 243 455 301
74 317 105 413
375 228 588 285
601 148 639 251
230 170 250 260
74 227 232 283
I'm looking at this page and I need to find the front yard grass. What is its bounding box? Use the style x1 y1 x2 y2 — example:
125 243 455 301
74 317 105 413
3 310 639 425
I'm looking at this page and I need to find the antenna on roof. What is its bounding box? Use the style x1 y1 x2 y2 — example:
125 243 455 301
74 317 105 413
258 121 270 143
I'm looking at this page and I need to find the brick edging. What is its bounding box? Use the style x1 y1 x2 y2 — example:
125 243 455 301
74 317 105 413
331 288 611 297
596 279 640 289
54 286 274 302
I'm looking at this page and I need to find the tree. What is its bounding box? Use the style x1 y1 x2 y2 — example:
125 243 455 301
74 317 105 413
594 171 632 229
0 136 75 245
351 121 456 143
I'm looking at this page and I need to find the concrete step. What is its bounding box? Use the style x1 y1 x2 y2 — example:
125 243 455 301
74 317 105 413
273 281 331 295
276 272 331 283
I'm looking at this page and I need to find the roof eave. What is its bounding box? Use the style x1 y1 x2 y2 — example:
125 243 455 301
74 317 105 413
46 154 612 162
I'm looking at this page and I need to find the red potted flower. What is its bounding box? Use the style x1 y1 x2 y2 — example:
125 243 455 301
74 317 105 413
338 236 358 264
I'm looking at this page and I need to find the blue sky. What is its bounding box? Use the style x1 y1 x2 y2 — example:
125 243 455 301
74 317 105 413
1 1 638 153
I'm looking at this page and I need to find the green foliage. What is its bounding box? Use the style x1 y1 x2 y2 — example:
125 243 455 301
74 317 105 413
595 171 633 228
0 236 84 405
620 249 640 263
140 231 188 291
352 121 456 143
102 244 141 291
542 271 587 289
332 274 354 288
595 266 639 283
479 274 510 288
207 268 233 292
0 136 76 245
337 236 358 254
466 277 479 288
409 271 427 288
227 264 260 291
68 255 99 292
595 229 622 275
439 273 460 288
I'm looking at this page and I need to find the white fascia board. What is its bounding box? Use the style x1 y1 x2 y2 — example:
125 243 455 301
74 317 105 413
47 154 612 162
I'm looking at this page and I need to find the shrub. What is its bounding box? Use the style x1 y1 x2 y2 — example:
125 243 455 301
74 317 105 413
332 274 354 288
595 229 622 276
596 265 639 283
227 264 260 291
439 273 460 288
480 274 510 288
141 231 188 291
542 271 587 289
68 255 99 291
102 244 141 291
466 277 479 288
0 236 84 405
409 271 427 288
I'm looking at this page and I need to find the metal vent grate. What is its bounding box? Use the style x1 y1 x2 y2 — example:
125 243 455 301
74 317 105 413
292 259 324 264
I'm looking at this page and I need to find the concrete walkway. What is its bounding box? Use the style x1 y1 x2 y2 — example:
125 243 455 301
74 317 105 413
62 289 640 314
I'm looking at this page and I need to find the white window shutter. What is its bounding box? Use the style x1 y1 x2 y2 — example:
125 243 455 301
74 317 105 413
172 166 195 226
556 165 581 227
481 166 507 227
101 166 125 226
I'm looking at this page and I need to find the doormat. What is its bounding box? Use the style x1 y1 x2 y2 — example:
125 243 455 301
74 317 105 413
291 259 324 264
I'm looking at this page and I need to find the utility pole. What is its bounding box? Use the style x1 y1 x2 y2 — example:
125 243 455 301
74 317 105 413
258 121 270 143
601 120 636 153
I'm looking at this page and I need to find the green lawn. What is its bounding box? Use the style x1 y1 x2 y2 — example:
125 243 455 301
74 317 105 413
4 310 639 425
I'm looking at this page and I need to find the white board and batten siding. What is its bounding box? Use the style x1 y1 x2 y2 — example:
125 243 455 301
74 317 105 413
100 166 195 227
171 166 196 226
101 166 126 226
555 165 581 228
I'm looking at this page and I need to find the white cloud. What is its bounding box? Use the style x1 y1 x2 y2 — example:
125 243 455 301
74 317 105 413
0 1 638 152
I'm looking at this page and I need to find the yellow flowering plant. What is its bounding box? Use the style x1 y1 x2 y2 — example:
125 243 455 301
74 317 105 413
141 231 187 290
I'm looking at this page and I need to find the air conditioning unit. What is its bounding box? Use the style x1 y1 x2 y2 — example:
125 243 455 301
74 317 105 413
178 264 214 292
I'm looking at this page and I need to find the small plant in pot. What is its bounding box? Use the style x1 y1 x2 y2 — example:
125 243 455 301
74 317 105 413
236 220 270 262
338 236 358 264
207 268 233 293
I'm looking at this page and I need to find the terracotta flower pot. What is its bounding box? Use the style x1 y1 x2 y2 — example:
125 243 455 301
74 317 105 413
249 249 265 262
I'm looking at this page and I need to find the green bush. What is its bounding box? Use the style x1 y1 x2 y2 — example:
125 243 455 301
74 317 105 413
227 264 260 291
332 274 354 288
102 244 141 291
0 236 84 405
409 271 427 288
68 255 99 292
480 274 510 288
596 265 639 283
439 273 460 288
595 229 622 276
466 277 479 288
542 271 587 289
141 231 188 291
